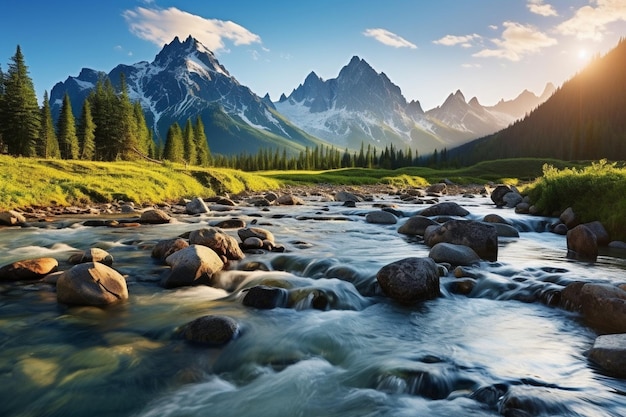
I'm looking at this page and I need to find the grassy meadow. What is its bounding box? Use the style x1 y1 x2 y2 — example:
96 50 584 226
1 154 623 241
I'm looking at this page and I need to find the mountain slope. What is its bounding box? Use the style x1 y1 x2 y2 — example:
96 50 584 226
275 56 553 155
50 36 327 155
449 39 626 164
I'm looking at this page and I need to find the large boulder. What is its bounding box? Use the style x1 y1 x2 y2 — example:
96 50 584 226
397 216 439 236
139 209 172 224
584 221 610 246
57 262 128 306
429 243 480 266
0 210 26 226
178 315 239 346
502 192 523 208
579 283 626 332
588 334 626 377
365 210 398 225
559 207 579 229
490 185 512 207
189 227 244 262
0 257 59 281
242 285 289 309
162 245 224 288
186 197 209 214
68 248 113 266
418 202 469 217
425 220 498 261
376 257 440 304
151 238 189 261
567 224 598 262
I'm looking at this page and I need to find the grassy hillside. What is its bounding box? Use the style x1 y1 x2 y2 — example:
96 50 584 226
0 155 280 210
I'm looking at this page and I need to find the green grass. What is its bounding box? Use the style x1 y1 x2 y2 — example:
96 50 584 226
525 159 626 241
0 156 280 210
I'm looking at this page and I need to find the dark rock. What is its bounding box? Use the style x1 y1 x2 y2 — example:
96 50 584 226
580 283 626 332
584 221 610 246
57 262 128 306
397 215 439 236
447 277 477 295
213 218 246 229
426 220 498 261
560 207 579 229
551 223 568 235
215 197 237 206
365 210 398 224
237 227 275 245
489 222 520 238
376 257 440 304
559 281 586 311
483 213 508 224
335 190 362 202
418 202 469 217
242 236 264 249
425 183 447 195
502 192 523 208
567 224 598 261
514 202 530 214
178 315 239 346
342 201 356 207
242 285 289 309
490 185 512 207
588 334 626 377
0 257 59 281
151 238 189 261
429 242 480 266
162 245 224 288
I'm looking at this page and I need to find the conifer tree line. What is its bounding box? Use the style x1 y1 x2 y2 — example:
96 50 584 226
0 45 449 170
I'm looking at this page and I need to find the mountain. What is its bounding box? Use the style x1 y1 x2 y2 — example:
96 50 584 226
449 38 626 164
275 56 553 154
487 83 555 120
50 36 326 155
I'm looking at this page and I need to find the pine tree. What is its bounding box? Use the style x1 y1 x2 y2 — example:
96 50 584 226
182 118 197 165
57 93 79 159
1 45 40 156
89 78 117 160
193 116 211 166
115 73 139 160
162 122 184 163
132 101 151 157
0 65 5 152
38 91 60 158
77 99 95 160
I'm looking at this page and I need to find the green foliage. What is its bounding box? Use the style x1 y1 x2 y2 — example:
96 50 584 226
162 122 184 163
526 159 626 241
194 116 211 166
77 100 95 160
183 118 197 165
0 45 40 156
38 91 60 158
56 93 79 159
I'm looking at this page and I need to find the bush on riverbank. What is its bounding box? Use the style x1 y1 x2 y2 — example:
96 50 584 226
526 160 626 241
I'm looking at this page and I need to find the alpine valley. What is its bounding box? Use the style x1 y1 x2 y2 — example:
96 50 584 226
50 35 554 156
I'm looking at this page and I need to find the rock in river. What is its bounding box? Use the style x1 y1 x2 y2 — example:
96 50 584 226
162 245 224 288
376 257 440 304
57 262 128 306
0 257 59 281
178 315 239 346
588 333 626 377
425 220 498 261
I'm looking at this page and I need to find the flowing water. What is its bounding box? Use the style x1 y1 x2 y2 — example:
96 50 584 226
1 192 626 417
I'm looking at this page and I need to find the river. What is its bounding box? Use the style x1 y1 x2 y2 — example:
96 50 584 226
1 190 625 416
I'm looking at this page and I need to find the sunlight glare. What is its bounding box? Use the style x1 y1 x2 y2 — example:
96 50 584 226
578 49 589 61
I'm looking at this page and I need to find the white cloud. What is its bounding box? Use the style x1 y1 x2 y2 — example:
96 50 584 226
461 63 482 68
556 0 626 41
433 34 481 47
363 28 417 49
473 21 557 61
527 0 558 17
122 7 262 51
489 25 499 30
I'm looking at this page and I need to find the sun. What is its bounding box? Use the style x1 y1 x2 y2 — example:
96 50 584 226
578 49 589 60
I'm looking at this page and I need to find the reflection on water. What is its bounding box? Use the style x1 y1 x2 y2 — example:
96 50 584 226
1 193 626 417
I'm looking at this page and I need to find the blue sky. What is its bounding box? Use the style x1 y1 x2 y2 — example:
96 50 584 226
2 0 625 110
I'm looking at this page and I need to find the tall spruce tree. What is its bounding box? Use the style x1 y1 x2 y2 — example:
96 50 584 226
182 118 197 165
162 122 184 163
116 74 139 160
57 93 79 159
132 101 152 157
38 91 60 158
89 78 117 160
77 99 95 160
193 116 211 166
0 65 4 151
1 45 40 156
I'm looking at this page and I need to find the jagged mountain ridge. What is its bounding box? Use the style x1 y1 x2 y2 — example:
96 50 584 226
275 57 554 154
50 36 326 155
50 35 555 157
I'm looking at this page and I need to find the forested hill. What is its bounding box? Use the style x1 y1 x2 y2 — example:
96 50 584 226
449 38 626 165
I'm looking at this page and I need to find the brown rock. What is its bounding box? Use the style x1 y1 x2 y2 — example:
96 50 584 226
68 248 113 266
57 262 128 306
139 209 172 224
151 238 189 261
0 257 59 281
567 224 598 261
426 220 498 261
178 315 239 345
162 245 224 288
